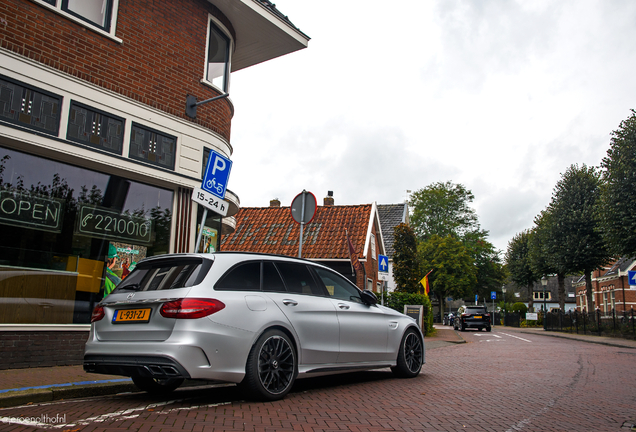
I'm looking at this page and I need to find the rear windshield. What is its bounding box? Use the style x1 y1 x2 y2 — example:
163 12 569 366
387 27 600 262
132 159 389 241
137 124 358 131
113 257 211 293
465 307 487 314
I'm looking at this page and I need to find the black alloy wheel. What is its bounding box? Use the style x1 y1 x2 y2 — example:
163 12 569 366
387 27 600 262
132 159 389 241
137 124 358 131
391 328 423 378
242 329 297 401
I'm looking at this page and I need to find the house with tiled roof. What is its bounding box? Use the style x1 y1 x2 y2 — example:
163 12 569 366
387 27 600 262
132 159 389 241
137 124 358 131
377 204 410 292
573 257 636 314
221 194 386 292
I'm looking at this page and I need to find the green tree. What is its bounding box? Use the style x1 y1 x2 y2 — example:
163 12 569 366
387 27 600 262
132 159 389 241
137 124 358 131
392 223 420 293
545 164 609 310
464 231 508 301
599 109 636 257
529 211 568 311
409 181 479 240
418 234 476 304
505 230 537 311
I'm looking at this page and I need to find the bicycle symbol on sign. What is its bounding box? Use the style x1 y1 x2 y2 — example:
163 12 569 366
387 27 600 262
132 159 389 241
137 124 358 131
206 179 224 195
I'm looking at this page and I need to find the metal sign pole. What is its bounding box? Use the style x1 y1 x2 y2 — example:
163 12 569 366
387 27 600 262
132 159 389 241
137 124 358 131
298 191 306 258
194 208 208 253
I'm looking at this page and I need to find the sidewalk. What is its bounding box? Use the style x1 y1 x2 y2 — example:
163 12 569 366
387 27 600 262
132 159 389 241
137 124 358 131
0 325 633 409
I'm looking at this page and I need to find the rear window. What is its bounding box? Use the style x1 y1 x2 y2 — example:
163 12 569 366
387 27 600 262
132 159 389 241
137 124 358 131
113 257 211 293
465 307 487 314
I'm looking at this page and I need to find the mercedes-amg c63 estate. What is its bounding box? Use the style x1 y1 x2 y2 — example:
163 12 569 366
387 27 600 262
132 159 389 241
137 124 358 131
84 252 425 400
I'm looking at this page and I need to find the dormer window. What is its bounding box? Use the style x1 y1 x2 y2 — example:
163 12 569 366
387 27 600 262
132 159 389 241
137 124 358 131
206 19 231 92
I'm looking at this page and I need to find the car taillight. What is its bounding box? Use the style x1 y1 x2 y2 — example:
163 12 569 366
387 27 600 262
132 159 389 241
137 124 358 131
160 298 226 319
91 305 105 322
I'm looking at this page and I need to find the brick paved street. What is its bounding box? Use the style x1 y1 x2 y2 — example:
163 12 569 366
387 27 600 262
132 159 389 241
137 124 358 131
0 329 634 431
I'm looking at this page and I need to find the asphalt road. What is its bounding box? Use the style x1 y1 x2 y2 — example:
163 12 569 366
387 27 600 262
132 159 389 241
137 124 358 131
1 329 635 431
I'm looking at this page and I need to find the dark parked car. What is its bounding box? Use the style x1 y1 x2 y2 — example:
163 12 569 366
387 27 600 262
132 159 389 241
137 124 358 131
454 305 491 332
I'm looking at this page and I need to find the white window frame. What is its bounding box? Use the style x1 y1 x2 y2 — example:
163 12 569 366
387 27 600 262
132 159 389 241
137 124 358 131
202 15 233 93
370 234 376 260
30 0 122 43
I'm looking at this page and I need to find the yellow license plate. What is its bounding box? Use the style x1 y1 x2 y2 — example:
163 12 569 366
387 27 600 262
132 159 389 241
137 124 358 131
113 308 151 323
474 315 482 319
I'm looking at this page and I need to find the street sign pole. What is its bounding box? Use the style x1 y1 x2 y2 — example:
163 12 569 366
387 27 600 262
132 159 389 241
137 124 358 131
194 208 208 253
290 190 317 259
298 192 306 258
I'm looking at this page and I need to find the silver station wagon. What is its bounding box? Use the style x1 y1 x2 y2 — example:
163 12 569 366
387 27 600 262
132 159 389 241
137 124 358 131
84 252 425 400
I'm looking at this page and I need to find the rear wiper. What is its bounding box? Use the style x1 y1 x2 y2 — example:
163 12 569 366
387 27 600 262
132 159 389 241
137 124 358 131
117 283 142 292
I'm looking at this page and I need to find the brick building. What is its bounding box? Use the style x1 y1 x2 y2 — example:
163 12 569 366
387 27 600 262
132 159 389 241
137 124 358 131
221 193 387 293
0 0 308 369
574 257 636 314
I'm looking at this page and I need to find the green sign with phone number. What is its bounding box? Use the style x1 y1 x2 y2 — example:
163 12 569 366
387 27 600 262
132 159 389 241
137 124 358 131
76 204 153 245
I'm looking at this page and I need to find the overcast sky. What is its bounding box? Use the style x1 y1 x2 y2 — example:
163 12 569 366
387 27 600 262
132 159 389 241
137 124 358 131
227 0 636 254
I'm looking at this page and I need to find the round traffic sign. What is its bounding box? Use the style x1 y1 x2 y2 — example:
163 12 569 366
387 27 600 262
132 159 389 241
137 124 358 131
290 190 317 224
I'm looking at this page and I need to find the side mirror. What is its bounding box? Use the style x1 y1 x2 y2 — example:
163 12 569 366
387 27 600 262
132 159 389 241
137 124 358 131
360 289 378 306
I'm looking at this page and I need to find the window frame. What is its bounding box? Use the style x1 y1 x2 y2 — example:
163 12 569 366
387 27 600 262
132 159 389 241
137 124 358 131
0 74 62 136
67 100 125 155
202 15 233 93
31 0 121 41
128 122 177 171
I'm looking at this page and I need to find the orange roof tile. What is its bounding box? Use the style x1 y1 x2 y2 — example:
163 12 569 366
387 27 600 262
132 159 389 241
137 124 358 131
221 205 372 259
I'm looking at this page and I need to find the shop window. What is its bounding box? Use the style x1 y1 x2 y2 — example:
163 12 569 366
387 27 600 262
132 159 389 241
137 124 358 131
206 19 231 92
0 75 61 136
129 123 176 170
67 101 124 155
36 0 116 33
0 146 173 324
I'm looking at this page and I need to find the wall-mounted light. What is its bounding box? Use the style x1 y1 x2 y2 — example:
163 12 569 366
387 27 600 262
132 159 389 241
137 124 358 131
185 93 229 119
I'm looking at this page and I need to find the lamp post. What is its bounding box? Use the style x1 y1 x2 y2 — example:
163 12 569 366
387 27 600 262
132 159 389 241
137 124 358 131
541 276 548 330
502 285 506 326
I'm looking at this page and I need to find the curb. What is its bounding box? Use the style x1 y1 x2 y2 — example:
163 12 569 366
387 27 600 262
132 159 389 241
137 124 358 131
452 329 466 343
495 327 636 350
0 382 138 408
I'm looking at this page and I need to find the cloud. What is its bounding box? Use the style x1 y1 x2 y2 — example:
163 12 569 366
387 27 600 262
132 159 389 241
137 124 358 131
228 0 636 254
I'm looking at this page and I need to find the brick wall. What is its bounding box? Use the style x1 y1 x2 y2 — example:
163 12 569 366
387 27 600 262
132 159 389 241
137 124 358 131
0 331 89 370
0 0 233 140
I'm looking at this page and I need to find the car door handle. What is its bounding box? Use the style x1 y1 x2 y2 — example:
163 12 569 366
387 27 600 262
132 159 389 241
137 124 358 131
282 299 298 306
338 303 350 310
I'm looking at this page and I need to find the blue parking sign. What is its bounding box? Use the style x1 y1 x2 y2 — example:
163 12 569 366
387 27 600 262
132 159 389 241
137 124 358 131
202 150 232 200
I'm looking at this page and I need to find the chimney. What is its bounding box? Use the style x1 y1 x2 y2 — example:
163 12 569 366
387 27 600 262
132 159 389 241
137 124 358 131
270 198 280 207
323 191 334 206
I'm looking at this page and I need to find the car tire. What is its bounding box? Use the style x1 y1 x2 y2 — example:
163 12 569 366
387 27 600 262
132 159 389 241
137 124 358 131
391 327 423 378
486 326 491 332
241 329 297 401
131 376 184 394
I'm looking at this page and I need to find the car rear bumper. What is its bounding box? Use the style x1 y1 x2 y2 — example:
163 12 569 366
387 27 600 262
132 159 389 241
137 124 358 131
461 320 490 328
83 354 191 379
83 339 247 383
